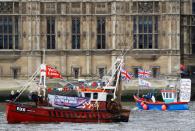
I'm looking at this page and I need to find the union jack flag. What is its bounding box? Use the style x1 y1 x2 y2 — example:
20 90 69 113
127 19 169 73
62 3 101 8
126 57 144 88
138 69 151 79
120 68 134 80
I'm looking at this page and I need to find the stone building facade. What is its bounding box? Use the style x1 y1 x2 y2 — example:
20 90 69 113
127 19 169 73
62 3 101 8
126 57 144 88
181 0 195 78
0 0 191 80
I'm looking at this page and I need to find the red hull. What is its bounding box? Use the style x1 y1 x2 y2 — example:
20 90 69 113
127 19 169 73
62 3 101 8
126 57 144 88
6 102 130 123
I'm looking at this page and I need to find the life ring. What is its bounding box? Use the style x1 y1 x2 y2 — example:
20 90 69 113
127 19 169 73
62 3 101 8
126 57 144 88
161 104 167 111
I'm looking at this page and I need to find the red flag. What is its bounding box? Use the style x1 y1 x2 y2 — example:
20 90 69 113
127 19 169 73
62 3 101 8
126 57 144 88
46 65 62 79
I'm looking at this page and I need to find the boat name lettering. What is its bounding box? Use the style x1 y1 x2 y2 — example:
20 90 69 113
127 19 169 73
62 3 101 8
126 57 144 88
16 107 26 112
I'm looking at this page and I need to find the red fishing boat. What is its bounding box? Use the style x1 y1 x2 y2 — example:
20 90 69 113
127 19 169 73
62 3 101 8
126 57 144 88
6 95 130 123
6 58 130 123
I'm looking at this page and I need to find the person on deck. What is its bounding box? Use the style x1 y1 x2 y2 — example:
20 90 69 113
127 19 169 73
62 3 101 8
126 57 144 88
9 90 20 101
9 90 15 101
29 92 39 107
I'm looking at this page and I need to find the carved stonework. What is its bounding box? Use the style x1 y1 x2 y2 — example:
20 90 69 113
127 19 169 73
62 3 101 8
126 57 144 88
138 2 153 13
182 16 187 25
82 3 86 14
95 3 107 14
171 2 180 14
22 3 27 14
0 2 13 13
57 3 61 14
71 3 81 14
132 2 137 13
154 2 159 13
116 2 126 14
172 5 177 13
61 3 66 14
66 3 70 14
176 4 180 13
14 2 19 13
40 3 44 14
44 3 56 14
161 2 166 13
181 2 184 14
30 2 39 14
107 3 111 13
125 2 130 13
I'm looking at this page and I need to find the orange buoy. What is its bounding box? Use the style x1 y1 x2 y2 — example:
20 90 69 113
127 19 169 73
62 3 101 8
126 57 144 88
162 105 167 111
143 104 148 110
141 102 145 106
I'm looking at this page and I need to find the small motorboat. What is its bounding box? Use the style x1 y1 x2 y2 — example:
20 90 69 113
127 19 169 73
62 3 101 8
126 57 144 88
134 80 191 111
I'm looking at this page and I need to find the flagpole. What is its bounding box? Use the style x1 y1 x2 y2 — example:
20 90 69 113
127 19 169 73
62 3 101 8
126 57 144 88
42 48 46 100
138 78 140 96
43 48 45 64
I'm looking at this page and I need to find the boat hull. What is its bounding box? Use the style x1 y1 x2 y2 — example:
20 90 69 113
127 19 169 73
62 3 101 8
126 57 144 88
6 102 130 124
134 96 189 111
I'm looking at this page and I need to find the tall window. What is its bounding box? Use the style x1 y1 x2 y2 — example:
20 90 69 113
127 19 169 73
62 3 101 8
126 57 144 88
47 17 55 49
133 16 158 49
73 67 79 79
192 27 195 54
0 16 19 49
98 68 105 79
193 2 195 14
72 17 80 49
97 17 105 49
152 66 160 78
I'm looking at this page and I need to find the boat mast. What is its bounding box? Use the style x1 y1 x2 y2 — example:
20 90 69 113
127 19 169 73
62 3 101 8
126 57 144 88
113 56 123 102
39 48 46 87
38 49 47 100
43 48 45 64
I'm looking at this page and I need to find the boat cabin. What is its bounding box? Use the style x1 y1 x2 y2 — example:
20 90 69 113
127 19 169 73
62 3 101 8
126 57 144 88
79 87 114 102
161 90 177 103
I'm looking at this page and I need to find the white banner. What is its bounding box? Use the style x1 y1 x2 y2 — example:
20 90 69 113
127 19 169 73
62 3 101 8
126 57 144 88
180 79 191 102
138 78 151 87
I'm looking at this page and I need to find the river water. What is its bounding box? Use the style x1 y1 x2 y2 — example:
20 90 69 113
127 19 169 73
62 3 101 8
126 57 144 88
0 102 195 131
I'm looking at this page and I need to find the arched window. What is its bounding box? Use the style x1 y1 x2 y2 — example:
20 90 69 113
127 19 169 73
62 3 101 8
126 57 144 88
47 17 55 49
97 17 105 49
0 16 19 49
72 17 80 49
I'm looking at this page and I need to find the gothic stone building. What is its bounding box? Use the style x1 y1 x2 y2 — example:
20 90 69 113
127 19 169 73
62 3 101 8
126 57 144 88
0 0 193 80
181 0 195 78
